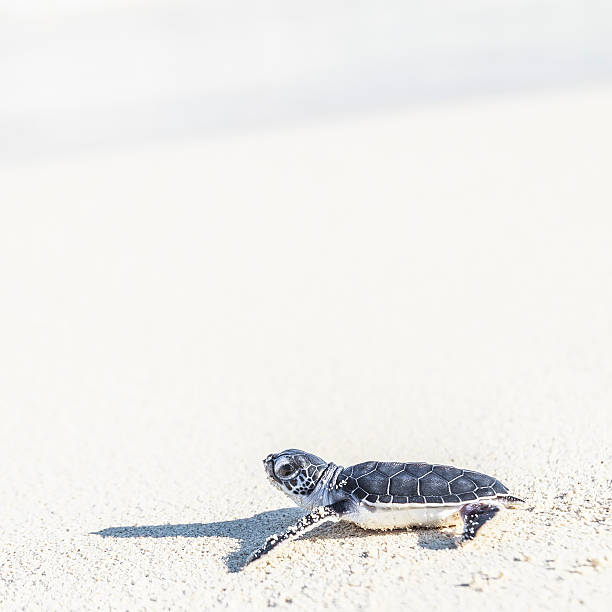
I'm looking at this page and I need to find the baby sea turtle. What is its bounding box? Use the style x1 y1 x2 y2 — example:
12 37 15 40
246 449 524 565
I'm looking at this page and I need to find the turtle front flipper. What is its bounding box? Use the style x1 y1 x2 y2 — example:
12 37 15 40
244 501 348 568
459 502 501 542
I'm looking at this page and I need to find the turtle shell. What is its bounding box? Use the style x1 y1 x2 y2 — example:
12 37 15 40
339 461 509 505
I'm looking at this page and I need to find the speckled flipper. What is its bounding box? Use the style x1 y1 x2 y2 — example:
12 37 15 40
245 502 347 567
497 494 525 507
460 502 500 541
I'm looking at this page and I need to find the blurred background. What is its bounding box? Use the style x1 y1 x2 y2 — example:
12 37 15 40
2 0 612 467
2 0 612 472
2 0 612 160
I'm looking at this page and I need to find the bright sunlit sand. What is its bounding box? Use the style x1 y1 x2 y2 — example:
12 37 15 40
1 86 611 609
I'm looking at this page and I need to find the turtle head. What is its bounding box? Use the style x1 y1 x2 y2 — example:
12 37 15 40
263 449 329 507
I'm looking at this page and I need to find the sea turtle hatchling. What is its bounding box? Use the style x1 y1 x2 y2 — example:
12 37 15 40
246 449 524 565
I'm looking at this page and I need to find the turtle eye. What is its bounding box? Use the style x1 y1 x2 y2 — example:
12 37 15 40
275 460 297 479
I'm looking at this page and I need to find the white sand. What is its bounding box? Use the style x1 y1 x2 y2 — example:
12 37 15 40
1 88 612 610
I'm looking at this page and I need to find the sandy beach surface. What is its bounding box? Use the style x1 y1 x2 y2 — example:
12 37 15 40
1 88 612 610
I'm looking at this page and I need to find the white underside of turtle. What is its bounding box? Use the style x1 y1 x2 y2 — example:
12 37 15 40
348 501 471 530
245 449 525 567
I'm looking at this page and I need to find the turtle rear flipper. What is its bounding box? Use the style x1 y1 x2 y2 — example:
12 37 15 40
459 502 501 541
497 494 525 507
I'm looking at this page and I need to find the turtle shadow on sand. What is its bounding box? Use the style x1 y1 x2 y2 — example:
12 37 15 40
306 519 459 550
93 507 303 572
94 508 458 572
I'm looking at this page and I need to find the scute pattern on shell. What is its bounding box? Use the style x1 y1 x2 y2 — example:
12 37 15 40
339 462 509 505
